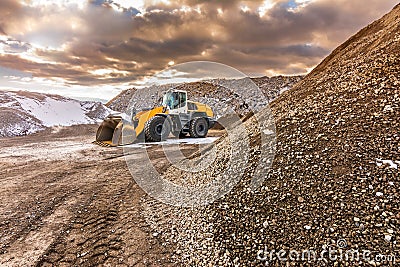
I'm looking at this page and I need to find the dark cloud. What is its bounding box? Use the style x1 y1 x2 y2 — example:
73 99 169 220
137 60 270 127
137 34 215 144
0 0 398 86
0 0 22 35
0 39 31 53
0 53 141 86
0 54 85 79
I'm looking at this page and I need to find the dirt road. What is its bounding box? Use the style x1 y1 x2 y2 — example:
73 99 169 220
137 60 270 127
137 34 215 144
0 125 217 266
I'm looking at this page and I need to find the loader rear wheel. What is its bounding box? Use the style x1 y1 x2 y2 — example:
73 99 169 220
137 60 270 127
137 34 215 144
144 115 171 142
189 117 208 138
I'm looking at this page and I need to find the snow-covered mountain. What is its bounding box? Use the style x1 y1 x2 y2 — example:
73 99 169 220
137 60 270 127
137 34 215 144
0 90 112 137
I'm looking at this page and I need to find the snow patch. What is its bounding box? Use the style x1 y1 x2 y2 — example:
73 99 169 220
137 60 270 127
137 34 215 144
263 129 275 135
0 140 97 162
51 126 65 134
15 96 97 126
376 158 398 169
0 90 112 137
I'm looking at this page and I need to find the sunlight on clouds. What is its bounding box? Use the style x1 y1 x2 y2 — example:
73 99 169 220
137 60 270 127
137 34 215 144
258 0 276 17
288 62 307 69
0 43 5 54
5 75 66 87
178 5 192 13
90 68 130 77
240 5 251 13
104 56 121 62
12 15 85 50
265 62 311 76
134 68 198 88
112 0 171 11
112 0 144 9
289 0 314 12
19 50 58 65
2 78 125 102
295 0 314 4
22 0 86 9
265 69 279 77
68 17 86 32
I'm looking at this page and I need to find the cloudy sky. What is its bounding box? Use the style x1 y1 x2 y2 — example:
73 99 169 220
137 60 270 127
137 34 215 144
0 0 397 101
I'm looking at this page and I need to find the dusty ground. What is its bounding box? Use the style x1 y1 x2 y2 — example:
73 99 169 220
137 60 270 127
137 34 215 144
0 125 222 267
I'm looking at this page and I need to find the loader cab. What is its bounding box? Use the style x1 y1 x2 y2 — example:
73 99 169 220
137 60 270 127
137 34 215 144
162 90 187 114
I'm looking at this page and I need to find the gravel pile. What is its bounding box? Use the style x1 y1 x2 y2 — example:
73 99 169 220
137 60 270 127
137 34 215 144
142 4 400 266
251 75 303 101
176 79 266 118
106 88 137 112
105 76 303 117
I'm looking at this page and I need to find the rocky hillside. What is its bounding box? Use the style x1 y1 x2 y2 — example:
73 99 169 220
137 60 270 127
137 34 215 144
106 88 137 113
143 4 400 266
0 90 112 137
106 76 303 115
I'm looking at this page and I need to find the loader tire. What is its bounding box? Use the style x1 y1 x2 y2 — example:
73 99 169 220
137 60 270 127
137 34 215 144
189 117 208 138
144 115 171 142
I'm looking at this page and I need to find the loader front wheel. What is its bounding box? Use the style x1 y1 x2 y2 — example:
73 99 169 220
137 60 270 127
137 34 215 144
189 117 208 138
144 115 171 142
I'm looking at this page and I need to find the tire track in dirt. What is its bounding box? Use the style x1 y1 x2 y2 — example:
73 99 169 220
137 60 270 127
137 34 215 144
34 159 177 267
1 127 207 266
0 159 108 266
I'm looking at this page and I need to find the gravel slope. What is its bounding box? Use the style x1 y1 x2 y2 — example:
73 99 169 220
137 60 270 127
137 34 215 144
142 4 400 266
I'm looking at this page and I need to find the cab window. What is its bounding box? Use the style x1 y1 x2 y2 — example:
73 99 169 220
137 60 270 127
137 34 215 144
177 92 186 108
162 91 187 110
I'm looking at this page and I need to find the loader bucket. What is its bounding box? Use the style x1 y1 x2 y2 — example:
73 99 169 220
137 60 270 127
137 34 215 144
94 116 137 147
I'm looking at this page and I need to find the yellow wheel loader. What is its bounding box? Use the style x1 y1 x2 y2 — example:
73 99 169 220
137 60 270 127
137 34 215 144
94 90 216 146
